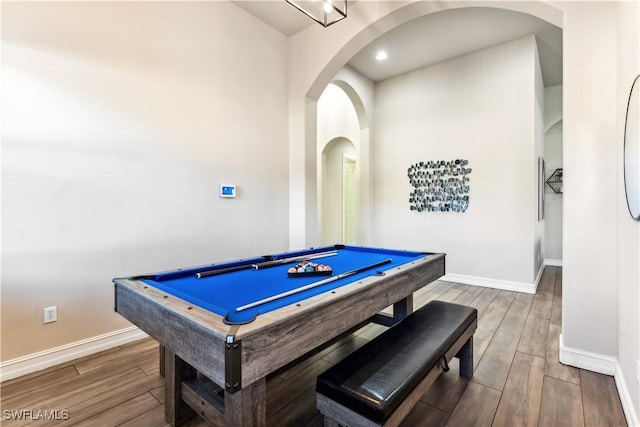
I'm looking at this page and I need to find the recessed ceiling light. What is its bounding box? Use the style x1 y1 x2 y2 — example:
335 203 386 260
376 51 388 61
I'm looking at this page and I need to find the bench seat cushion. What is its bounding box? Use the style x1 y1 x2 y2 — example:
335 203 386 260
316 300 477 424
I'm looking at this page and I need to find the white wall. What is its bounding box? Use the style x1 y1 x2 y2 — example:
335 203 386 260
372 36 541 288
544 85 563 262
1 2 289 362
560 0 619 366
317 84 360 148
617 0 640 422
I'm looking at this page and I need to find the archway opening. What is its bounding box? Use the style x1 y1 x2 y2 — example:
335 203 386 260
303 3 562 287
317 82 363 244
320 137 356 244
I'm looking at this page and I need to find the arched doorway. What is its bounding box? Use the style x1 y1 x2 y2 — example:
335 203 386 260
317 82 364 244
320 137 356 244
288 1 563 248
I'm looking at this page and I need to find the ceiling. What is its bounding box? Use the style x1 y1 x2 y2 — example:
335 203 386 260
232 1 314 36
234 1 562 86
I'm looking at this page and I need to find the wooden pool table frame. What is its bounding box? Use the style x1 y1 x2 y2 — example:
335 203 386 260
114 249 445 426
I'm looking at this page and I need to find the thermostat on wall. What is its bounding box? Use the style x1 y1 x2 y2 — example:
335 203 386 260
219 184 236 198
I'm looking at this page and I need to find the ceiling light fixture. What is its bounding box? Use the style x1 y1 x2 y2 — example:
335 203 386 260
376 51 388 61
286 0 347 28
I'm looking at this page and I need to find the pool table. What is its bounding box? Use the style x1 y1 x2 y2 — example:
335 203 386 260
113 245 445 426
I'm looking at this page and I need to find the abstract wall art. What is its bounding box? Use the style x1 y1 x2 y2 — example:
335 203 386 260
407 159 471 213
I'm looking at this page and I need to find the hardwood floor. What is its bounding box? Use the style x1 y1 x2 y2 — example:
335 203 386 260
0 267 628 426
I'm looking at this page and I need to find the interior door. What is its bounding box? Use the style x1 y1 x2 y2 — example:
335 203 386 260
343 156 356 244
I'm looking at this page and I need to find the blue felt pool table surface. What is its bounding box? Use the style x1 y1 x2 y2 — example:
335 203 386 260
140 245 429 324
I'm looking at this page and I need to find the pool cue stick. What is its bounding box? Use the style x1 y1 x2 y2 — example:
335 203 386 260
235 258 393 313
251 251 337 270
195 250 338 279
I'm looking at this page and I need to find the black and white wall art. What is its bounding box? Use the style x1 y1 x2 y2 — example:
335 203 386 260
407 159 471 213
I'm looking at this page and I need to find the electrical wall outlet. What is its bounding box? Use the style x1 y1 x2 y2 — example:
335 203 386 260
44 306 57 324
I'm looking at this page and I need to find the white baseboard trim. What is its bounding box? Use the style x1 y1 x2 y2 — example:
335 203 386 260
442 273 537 294
0 326 148 383
534 262 544 291
545 258 563 267
615 361 640 427
558 335 640 425
558 333 616 375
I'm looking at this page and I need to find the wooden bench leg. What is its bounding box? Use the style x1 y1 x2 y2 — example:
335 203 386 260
456 336 473 379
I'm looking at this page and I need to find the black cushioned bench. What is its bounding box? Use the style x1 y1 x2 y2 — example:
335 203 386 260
316 300 477 427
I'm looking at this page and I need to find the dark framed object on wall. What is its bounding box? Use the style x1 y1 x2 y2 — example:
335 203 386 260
538 157 545 221
624 74 640 221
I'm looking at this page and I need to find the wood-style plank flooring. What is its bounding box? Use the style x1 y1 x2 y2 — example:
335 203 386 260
0 267 628 426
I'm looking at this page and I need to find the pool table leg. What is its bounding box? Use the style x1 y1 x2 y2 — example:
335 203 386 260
371 295 415 327
224 377 266 427
164 349 197 426
393 294 414 323
159 344 165 377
